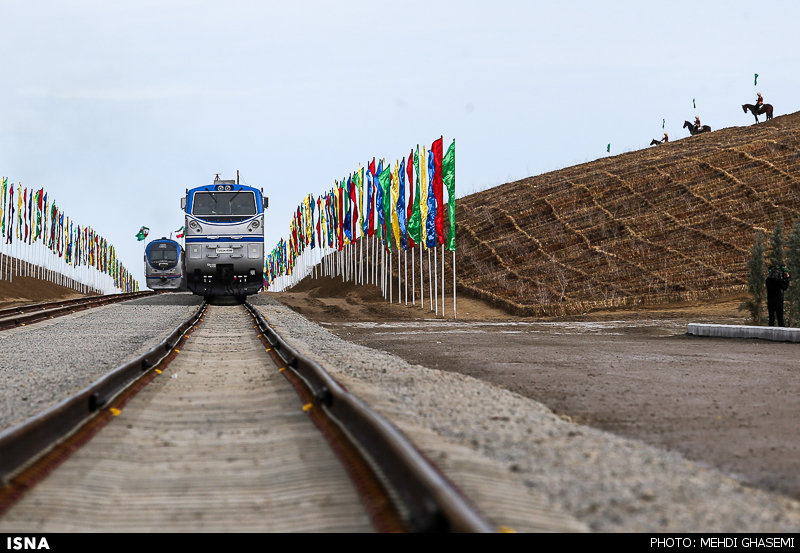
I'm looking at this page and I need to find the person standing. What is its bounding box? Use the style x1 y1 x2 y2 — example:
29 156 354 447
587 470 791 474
766 265 790 326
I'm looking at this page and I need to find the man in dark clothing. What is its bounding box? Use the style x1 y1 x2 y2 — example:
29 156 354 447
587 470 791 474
766 265 790 327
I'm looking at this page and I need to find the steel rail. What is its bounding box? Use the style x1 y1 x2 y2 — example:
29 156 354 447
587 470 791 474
244 301 495 533
0 301 207 484
0 291 161 331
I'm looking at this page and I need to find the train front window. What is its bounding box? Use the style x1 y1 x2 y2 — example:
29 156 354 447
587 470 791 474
149 246 178 262
191 191 257 222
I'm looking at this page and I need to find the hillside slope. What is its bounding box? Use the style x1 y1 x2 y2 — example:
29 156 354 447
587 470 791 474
455 112 800 316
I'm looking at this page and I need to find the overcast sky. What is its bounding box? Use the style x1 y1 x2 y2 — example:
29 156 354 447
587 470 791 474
2 0 798 287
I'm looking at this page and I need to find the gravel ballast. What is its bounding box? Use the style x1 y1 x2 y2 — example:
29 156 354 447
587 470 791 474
250 295 800 533
0 293 204 431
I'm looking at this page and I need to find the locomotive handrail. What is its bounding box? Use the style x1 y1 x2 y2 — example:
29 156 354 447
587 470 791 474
244 301 495 533
0 301 207 483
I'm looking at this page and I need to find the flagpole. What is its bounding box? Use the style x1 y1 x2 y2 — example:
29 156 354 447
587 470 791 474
419 243 424 310
411 246 415 306
453 249 457 319
389 245 392 304
397 247 401 304
427 248 432 311
442 244 445 317
404 249 408 305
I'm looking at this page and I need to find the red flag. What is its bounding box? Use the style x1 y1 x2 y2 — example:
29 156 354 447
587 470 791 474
316 196 322 247
431 137 444 245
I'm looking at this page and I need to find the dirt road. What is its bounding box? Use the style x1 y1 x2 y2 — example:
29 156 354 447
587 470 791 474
269 277 800 501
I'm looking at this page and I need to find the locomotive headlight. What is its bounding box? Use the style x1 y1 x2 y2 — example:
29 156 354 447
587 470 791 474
189 220 202 232
248 220 260 231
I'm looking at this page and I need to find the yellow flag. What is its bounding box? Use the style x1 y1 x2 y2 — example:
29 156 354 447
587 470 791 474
419 146 428 250
391 160 401 249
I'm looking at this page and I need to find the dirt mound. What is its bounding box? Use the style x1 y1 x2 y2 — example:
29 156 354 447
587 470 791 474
0 275 91 309
454 111 800 317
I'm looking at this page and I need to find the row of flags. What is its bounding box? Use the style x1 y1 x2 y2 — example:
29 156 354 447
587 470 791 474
265 137 455 286
0 177 139 293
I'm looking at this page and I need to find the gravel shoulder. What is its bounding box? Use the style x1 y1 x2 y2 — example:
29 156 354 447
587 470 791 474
261 282 800 532
0 292 204 431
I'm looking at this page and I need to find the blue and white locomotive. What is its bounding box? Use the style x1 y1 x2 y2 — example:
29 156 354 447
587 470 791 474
181 175 267 300
144 237 186 291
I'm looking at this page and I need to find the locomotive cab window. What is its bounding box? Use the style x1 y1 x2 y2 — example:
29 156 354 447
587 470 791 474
148 244 179 262
191 191 257 222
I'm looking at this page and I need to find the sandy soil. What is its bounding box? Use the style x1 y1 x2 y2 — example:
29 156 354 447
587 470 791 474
268 276 800 501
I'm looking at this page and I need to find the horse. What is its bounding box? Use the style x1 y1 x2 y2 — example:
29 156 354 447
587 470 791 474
650 139 663 146
684 120 712 135
742 103 773 123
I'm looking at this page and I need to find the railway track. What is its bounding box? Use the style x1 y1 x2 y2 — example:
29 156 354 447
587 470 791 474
0 290 159 330
0 298 493 532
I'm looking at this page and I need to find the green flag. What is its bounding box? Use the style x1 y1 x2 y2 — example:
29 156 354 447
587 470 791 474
754 73 759 86
606 144 610 153
407 146 422 245
135 226 149 241
378 164 393 251
442 139 456 251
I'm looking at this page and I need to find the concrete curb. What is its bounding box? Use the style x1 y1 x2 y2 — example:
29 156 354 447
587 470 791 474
687 323 800 342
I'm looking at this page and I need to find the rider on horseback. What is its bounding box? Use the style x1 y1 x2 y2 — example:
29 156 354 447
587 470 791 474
663 132 669 143
756 92 764 108
694 116 701 133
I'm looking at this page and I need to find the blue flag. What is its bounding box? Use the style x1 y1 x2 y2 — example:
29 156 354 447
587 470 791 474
375 160 385 241
425 151 437 248
398 157 407 250
343 175 352 242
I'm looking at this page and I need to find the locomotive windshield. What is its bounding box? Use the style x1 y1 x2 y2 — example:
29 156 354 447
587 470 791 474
148 242 179 270
191 191 257 222
149 244 178 262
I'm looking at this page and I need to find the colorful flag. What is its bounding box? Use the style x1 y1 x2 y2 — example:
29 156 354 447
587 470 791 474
375 160 385 241
425 147 437 248
378 162 393 250
420 146 429 249
316 196 322 248
357 165 364 237
397 157 407 250
431 137 444 246
175 226 185 238
442 139 456 251
391 160 401 250
349 174 358 241
368 158 376 237
338 181 344 250
406 148 417 249
136 226 149 241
